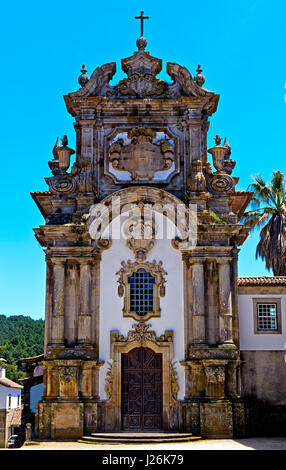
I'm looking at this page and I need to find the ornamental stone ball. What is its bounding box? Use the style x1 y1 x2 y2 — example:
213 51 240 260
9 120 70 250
194 65 205 87
136 36 148 51
78 64 89 88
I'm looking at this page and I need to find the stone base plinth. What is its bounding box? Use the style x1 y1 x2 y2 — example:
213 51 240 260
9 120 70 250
182 399 245 439
36 400 99 439
200 401 233 438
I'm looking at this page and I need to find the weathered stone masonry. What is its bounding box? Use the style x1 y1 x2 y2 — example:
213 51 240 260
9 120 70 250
32 32 253 438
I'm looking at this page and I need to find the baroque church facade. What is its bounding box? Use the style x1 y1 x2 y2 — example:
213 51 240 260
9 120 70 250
31 21 286 439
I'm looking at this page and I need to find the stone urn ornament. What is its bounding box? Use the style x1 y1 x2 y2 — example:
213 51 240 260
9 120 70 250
207 135 235 174
54 135 75 173
207 135 227 172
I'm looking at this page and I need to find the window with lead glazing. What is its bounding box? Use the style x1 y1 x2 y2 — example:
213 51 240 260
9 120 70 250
116 260 167 322
128 269 155 316
257 303 277 330
252 298 282 334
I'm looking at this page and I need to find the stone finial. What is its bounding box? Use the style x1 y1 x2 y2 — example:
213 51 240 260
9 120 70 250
136 36 148 51
194 64 205 87
223 137 231 152
61 135 68 147
52 137 61 158
78 64 89 88
214 134 222 146
222 138 236 175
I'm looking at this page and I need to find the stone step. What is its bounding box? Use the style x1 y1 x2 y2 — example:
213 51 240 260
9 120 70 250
79 433 201 444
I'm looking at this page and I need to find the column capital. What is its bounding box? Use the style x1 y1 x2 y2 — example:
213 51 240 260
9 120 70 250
182 253 205 267
217 257 232 264
50 257 66 266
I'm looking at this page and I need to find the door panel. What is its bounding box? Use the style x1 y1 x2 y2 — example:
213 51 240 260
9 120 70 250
121 347 162 431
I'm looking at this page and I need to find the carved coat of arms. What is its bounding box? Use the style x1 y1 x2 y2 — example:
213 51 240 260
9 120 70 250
109 128 174 181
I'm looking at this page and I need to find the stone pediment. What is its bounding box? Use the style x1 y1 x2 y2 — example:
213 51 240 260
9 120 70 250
66 49 217 102
121 50 162 76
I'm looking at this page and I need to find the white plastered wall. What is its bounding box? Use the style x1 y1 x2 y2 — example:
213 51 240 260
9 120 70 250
238 293 286 350
98 212 185 400
0 385 21 410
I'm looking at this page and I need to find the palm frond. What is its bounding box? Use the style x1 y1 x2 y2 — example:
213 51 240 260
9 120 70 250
243 171 286 276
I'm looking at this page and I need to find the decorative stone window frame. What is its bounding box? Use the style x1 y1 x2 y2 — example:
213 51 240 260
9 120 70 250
252 297 282 334
102 323 179 432
116 260 167 322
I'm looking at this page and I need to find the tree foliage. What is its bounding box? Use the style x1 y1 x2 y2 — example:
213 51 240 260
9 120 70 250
242 170 286 276
0 315 44 382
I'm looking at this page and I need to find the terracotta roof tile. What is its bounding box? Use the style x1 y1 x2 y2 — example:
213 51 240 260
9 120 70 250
238 277 286 286
0 378 23 389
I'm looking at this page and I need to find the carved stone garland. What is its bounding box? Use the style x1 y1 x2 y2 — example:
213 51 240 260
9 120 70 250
104 361 114 401
116 260 167 321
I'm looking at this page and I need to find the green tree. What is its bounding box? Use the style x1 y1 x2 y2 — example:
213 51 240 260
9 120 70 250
0 315 44 381
242 170 286 276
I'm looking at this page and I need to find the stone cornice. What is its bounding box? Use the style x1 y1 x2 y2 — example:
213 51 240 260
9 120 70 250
64 94 219 118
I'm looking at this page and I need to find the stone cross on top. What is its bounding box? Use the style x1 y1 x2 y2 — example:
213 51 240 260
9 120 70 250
135 11 149 37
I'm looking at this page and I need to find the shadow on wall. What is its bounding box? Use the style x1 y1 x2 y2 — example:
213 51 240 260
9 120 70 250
244 400 286 438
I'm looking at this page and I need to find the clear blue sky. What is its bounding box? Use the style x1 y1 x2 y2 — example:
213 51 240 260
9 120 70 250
0 0 285 319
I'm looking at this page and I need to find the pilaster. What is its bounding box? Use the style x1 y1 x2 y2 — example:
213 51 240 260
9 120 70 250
217 257 235 348
50 259 65 345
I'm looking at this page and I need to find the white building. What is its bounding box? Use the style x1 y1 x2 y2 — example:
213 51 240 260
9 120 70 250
0 364 23 447
238 277 286 435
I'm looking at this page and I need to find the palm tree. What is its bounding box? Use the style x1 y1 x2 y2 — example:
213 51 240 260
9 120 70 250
242 170 286 276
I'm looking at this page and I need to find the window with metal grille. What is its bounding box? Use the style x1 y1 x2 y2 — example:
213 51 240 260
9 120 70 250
257 303 277 330
128 269 155 316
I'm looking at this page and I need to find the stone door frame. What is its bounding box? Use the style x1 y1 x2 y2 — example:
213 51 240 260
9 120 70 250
103 324 179 431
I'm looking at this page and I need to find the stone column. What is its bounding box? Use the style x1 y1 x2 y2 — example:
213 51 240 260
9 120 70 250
182 255 191 357
205 259 219 346
64 260 79 347
190 258 206 346
51 259 65 345
90 253 101 359
44 260 53 351
78 261 92 344
218 258 234 347
231 247 240 347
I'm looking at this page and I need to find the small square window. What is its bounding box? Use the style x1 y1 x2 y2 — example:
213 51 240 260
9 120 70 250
253 298 282 334
257 303 277 330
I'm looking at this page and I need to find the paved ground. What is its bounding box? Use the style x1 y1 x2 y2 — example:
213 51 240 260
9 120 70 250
12 437 286 450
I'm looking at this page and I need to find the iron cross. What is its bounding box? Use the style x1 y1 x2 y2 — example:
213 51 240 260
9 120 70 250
135 11 149 37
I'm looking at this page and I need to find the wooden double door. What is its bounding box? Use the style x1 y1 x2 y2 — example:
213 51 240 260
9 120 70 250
121 347 162 431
